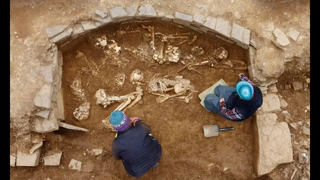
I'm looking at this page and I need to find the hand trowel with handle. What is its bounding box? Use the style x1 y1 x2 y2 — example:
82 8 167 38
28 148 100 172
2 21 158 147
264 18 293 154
203 125 234 137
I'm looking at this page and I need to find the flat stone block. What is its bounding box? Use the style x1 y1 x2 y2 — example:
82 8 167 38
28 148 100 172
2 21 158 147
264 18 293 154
40 66 53 83
231 23 244 42
54 88 65 120
242 28 250 45
174 12 193 25
34 84 53 109
46 25 68 38
201 16 217 32
193 13 205 25
95 9 107 18
109 7 128 19
254 113 293 176
44 151 63 166
51 27 73 43
81 21 101 31
215 18 231 37
16 149 41 167
138 4 156 16
261 94 281 112
72 24 85 37
31 112 59 133
126 5 138 16
69 159 82 171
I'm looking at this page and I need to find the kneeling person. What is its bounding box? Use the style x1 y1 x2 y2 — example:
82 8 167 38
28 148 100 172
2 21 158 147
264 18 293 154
110 110 162 177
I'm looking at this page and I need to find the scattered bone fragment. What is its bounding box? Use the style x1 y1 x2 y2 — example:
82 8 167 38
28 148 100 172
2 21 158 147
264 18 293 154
166 46 181 62
70 78 86 101
188 35 197 45
73 102 90 121
115 73 126 87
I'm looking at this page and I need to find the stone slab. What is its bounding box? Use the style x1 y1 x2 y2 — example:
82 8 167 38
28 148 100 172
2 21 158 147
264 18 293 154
16 149 41 167
126 5 138 16
109 7 128 19
93 16 112 25
10 155 16 167
34 84 53 109
40 66 53 83
95 9 107 18
137 4 156 16
54 89 65 120
81 161 94 172
242 28 250 45
81 21 101 31
215 18 231 37
31 112 59 133
44 151 63 166
72 24 85 37
231 23 244 42
261 94 281 112
254 113 293 176
35 110 51 119
174 12 193 25
58 121 89 132
46 25 68 38
287 29 300 41
51 27 73 43
193 13 205 25
201 16 217 32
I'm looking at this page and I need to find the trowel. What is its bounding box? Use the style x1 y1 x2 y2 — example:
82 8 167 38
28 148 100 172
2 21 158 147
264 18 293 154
203 125 234 137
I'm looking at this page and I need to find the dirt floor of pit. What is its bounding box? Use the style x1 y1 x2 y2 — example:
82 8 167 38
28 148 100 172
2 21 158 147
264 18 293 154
13 21 254 180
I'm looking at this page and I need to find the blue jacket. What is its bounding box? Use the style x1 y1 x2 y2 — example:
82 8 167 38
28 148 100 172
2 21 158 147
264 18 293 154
112 121 162 177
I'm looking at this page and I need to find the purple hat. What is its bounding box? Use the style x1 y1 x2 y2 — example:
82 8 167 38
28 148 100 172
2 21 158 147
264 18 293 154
110 110 131 132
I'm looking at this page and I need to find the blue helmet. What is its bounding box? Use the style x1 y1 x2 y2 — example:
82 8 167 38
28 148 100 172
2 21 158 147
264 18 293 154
236 81 254 100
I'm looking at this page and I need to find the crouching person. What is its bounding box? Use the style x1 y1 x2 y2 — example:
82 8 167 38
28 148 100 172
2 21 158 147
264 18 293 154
110 110 162 177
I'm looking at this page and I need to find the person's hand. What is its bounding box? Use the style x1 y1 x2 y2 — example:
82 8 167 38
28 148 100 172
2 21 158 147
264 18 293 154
238 73 244 77
130 117 140 126
219 98 225 103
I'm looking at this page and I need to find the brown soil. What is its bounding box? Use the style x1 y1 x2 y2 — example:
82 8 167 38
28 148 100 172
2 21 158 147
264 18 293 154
11 21 254 180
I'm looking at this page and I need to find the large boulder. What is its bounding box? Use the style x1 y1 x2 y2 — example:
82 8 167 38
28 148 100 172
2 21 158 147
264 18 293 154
255 46 285 79
253 113 293 176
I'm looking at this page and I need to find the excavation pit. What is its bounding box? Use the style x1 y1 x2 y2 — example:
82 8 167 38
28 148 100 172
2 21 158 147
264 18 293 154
53 19 254 179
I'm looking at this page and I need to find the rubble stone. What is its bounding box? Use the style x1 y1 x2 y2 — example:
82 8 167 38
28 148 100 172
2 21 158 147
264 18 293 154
10 155 16 167
276 32 290 47
292 81 303 90
193 13 205 25
87 149 104 156
174 12 193 25
287 29 300 41
261 94 281 112
31 112 59 133
280 98 288 108
95 9 107 18
215 18 231 37
69 159 82 171
51 27 73 43
34 84 53 109
40 66 53 83
81 161 94 172
16 149 41 167
255 46 284 78
29 141 43 154
46 25 68 38
109 7 128 19
138 4 156 16
93 16 112 25
263 22 275 32
289 123 299 130
273 28 282 38
126 5 138 16
254 113 293 176
303 126 310 136
268 84 278 93
44 151 63 166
